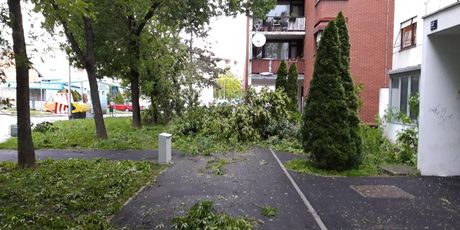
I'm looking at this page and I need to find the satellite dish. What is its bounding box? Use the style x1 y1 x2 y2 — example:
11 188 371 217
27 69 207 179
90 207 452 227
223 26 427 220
252 33 266 48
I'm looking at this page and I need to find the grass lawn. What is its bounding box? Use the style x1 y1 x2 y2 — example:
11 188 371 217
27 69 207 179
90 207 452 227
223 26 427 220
0 159 166 229
285 159 380 177
0 117 167 150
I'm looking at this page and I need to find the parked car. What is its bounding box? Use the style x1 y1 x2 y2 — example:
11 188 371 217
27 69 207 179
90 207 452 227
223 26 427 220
110 104 145 112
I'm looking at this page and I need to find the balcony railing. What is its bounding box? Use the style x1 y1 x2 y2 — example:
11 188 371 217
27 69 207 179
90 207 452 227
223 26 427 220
252 59 305 74
253 17 305 32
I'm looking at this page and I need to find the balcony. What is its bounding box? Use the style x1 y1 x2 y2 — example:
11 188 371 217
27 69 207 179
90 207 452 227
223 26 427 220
253 17 306 32
251 59 305 74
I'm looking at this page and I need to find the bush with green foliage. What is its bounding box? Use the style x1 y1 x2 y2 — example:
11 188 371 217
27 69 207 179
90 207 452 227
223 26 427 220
215 71 243 100
172 201 252 230
275 60 287 90
302 20 359 171
286 64 298 110
394 128 418 165
33 121 57 133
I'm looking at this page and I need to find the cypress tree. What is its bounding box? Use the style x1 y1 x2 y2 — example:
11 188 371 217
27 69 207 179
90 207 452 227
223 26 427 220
286 63 298 110
336 12 362 166
302 20 355 170
275 60 287 91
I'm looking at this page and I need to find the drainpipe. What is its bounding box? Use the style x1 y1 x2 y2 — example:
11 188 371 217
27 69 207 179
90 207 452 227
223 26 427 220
384 0 391 88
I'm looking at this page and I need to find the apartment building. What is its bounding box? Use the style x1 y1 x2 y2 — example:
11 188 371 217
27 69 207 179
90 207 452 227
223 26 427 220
245 0 306 108
245 0 395 123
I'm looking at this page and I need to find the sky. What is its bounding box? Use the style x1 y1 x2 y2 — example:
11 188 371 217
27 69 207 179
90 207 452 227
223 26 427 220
2 2 248 83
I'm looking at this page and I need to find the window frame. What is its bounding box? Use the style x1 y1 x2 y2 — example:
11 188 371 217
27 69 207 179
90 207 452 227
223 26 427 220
315 30 323 51
400 23 417 51
389 72 420 123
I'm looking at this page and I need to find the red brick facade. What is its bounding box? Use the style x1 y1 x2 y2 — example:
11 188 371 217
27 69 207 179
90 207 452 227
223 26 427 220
304 0 395 123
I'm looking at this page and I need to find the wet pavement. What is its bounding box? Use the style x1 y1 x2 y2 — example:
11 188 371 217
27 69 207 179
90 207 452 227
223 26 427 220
276 151 460 230
1 147 459 229
111 148 318 230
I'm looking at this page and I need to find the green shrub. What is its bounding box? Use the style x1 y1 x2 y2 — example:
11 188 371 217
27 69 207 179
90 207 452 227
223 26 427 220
33 121 57 133
395 128 418 166
275 61 287 90
302 20 360 171
286 63 298 110
172 201 253 230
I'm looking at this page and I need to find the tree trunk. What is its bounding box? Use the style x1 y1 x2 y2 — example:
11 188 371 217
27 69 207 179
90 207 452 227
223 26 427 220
130 70 142 128
129 39 142 129
83 16 108 139
8 0 36 168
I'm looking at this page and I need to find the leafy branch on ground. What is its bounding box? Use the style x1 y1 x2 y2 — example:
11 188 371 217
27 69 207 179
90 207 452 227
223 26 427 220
172 201 253 230
0 159 165 229
261 205 278 218
206 159 227 176
170 88 301 155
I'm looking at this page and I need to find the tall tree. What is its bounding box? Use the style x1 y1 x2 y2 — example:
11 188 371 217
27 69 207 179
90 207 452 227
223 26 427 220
336 12 362 165
215 71 242 100
302 21 356 171
286 63 298 110
100 0 276 129
33 0 108 139
275 60 287 91
7 0 36 167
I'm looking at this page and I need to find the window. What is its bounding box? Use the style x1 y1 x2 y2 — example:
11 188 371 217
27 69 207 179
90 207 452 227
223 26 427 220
390 73 420 121
401 23 416 50
265 42 289 59
315 31 322 50
252 40 304 60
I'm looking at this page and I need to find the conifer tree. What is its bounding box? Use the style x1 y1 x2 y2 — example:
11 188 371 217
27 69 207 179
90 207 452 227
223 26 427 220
302 20 356 170
275 60 287 90
336 12 362 166
286 63 298 110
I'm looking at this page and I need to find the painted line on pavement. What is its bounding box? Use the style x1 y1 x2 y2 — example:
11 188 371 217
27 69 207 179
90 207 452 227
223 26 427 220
269 148 328 230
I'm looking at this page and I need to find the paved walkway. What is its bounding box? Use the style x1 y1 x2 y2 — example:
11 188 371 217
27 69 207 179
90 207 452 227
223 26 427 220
111 148 318 229
1 148 459 229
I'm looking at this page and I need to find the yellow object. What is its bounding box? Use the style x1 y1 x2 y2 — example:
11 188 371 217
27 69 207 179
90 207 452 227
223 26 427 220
71 102 90 113
44 102 56 112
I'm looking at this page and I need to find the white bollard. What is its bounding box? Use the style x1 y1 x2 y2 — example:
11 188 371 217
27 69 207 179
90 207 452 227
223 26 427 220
158 133 172 164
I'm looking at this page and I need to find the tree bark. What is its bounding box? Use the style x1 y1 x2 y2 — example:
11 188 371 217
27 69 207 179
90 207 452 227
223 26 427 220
83 16 108 139
8 0 36 168
129 38 142 129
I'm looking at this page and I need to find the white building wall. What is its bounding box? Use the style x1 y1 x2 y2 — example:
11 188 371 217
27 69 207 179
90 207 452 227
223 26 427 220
386 0 456 141
392 0 425 70
419 3 460 176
